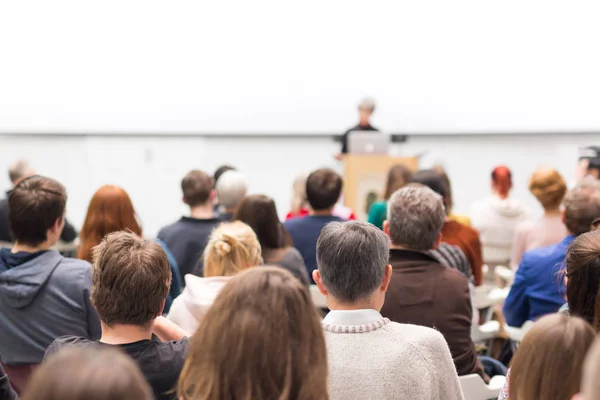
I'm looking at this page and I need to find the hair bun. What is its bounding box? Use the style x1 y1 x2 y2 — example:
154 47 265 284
213 233 239 257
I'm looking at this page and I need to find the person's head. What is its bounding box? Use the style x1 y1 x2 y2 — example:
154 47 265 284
306 168 343 212
509 314 594 400
290 173 309 213
563 176 600 236
213 165 236 187
203 221 263 277
8 159 35 186
314 221 392 310
77 185 142 262
409 169 450 210
579 337 600 400
22 346 153 400
383 164 413 200
566 231 600 331
384 186 445 251
215 170 247 212
178 267 328 400
358 98 375 125
181 170 215 208
431 165 455 212
91 231 171 328
528 167 567 212
234 194 289 251
491 166 512 199
8 176 67 248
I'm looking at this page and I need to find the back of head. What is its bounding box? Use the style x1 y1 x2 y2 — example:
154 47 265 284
8 175 67 246
78 185 142 261
8 159 35 185
409 169 449 207
358 97 376 113
387 186 446 251
22 346 153 400
181 170 213 207
581 336 600 399
509 314 595 400
306 168 342 211
203 221 263 277
491 166 512 198
178 267 328 400
290 173 309 213
215 170 247 210
566 231 600 330
317 221 390 303
235 195 284 250
91 231 171 327
213 165 236 186
528 168 567 210
383 164 413 200
564 176 600 236
431 165 454 211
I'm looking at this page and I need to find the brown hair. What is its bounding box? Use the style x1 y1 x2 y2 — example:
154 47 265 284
203 221 262 277
8 175 67 246
178 267 328 400
91 231 171 327
431 165 453 211
235 194 291 250
182 170 213 207
566 231 600 330
306 168 342 211
509 314 595 400
383 164 413 200
77 185 142 262
582 336 600 398
529 168 567 210
563 176 600 236
22 346 153 400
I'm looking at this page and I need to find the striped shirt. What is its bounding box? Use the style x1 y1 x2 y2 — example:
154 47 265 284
430 243 473 283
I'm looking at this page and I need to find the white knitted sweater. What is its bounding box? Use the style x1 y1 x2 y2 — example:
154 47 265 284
323 316 464 400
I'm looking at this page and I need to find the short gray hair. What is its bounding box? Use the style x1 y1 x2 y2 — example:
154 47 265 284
316 221 390 302
358 97 376 112
564 176 600 236
216 170 248 210
9 160 34 184
387 186 445 251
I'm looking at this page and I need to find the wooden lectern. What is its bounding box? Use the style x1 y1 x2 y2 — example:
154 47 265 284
343 155 419 220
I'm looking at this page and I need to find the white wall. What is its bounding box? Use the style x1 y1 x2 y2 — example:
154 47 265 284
1 132 598 237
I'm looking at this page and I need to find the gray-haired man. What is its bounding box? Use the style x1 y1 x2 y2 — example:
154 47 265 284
314 220 463 400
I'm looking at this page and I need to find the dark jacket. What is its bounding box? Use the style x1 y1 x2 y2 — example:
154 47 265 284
381 248 485 379
0 363 17 400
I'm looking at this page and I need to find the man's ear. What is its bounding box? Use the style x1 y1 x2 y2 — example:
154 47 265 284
383 220 390 237
313 270 328 296
182 196 189 205
380 265 393 293
210 190 217 202
50 216 64 234
158 299 166 317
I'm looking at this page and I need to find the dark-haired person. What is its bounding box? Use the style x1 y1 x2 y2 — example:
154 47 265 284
470 166 528 266
336 98 379 160
284 168 346 283
0 176 101 394
158 170 221 282
504 176 600 327
236 195 309 284
0 160 77 243
46 231 190 400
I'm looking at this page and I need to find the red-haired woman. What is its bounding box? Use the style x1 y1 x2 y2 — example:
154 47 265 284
77 185 182 312
469 166 528 266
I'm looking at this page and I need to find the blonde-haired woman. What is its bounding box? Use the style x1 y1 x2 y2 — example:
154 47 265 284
510 168 567 269
168 221 263 333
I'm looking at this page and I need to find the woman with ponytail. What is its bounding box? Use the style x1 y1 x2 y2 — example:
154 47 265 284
469 166 528 266
167 221 263 333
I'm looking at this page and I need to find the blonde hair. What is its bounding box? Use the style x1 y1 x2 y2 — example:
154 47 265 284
290 173 308 214
529 167 567 210
203 221 263 277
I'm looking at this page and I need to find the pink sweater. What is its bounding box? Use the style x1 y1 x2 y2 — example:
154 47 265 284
510 214 567 269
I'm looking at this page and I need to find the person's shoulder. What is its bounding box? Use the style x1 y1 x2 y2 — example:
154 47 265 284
283 216 305 230
383 322 448 352
46 336 95 358
522 241 562 264
158 219 184 236
154 338 189 363
57 256 91 269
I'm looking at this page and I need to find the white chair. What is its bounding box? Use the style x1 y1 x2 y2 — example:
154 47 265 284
495 265 514 286
471 320 501 343
459 374 506 400
504 320 534 343
309 285 327 309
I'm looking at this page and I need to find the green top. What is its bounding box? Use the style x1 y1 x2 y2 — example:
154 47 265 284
367 201 387 230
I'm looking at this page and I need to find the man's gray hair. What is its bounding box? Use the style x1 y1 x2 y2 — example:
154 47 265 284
358 97 376 112
564 176 600 236
215 170 248 210
387 186 445 251
8 160 34 184
316 221 390 303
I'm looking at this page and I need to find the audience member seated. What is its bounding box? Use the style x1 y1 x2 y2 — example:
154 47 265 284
578 336 600 400
0 363 16 400
381 186 486 379
510 167 568 269
470 166 529 266
169 221 262 333
215 170 247 221
498 314 594 400
367 164 412 230
430 242 473 282
77 185 182 312
432 165 471 226
177 267 327 400
158 170 221 281
410 170 485 285
212 165 236 213
235 194 309 284
314 221 463 400
0 161 77 244
23 347 153 400
284 168 346 282
46 231 188 400
503 177 600 327
0 176 101 394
